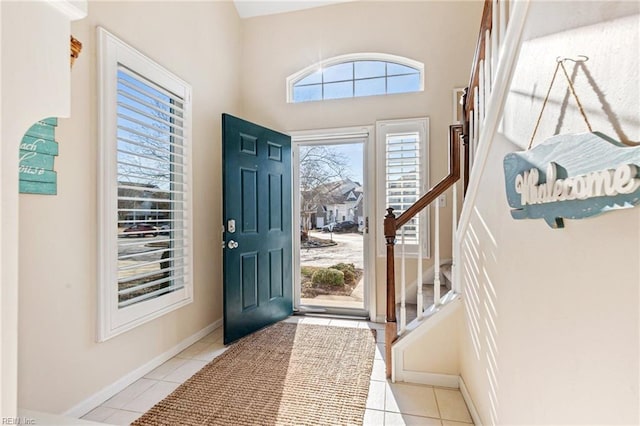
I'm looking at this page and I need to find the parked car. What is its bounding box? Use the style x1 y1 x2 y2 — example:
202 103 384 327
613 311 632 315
322 220 358 233
322 222 337 232
123 223 158 237
333 220 359 232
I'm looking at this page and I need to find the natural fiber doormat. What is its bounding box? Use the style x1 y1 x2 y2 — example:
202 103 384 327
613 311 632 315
132 322 377 426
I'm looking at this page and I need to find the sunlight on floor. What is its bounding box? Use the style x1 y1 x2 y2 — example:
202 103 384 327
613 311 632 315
81 317 473 425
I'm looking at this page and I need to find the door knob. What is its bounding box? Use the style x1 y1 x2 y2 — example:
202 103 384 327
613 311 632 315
227 240 239 249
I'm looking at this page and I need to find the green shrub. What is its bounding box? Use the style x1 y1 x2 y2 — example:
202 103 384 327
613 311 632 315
329 263 356 284
301 266 317 279
311 268 345 287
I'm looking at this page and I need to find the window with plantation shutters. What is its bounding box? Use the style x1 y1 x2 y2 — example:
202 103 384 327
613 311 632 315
116 66 187 307
98 28 193 341
386 132 421 244
376 118 429 257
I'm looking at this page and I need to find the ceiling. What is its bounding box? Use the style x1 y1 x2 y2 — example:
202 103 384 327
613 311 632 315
233 0 352 19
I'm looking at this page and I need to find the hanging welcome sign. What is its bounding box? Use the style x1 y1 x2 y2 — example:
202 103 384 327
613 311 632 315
19 118 59 195
503 132 640 228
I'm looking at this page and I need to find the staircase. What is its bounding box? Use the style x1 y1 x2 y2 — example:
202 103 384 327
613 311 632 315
396 262 451 327
384 0 524 379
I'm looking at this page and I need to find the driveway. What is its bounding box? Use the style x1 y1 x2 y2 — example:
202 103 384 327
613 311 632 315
300 231 363 268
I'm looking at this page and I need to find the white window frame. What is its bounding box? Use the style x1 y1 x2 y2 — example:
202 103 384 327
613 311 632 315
376 118 430 258
286 52 424 103
97 27 193 341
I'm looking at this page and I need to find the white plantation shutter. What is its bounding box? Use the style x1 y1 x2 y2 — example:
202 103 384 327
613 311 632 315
98 28 193 340
116 66 189 308
376 118 429 257
385 133 420 244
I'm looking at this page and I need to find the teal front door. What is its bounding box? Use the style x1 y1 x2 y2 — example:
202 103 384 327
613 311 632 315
222 114 293 344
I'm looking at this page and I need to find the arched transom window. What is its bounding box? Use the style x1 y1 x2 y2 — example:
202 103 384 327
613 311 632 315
287 53 424 103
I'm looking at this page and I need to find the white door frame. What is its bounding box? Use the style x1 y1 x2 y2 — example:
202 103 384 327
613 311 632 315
290 126 376 320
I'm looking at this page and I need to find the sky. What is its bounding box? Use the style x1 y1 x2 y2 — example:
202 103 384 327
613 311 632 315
333 143 364 184
301 142 364 185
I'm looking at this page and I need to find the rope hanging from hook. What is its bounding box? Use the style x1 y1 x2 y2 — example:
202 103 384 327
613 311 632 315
527 56 592 150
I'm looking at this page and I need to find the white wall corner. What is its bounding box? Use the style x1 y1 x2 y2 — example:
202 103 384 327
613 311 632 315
459 376 483 426
63 319 222 418
47 0 88 21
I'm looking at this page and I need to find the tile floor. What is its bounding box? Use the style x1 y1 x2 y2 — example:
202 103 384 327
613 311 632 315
81 317 474 426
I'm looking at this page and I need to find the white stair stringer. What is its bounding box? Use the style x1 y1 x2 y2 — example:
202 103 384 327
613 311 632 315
391 292 462 386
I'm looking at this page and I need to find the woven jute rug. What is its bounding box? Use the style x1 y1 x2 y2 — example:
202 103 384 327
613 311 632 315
132 321 377 426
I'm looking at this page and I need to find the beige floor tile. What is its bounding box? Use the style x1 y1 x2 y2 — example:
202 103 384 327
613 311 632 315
365 380 386 411
199 327 223 343
363 408 385 425
191 342 227 362
386 382 439 418
434 388 472 423
301 316 332 326
370 359 387 381
175 341 211 359
103 409 143 425
144 357 188 380
102 378 158 409
81 406 119 422
385 412 442 426
282 316 304 324
162 359 208 383
359 321 386 330
375 343 385 360
122 381 180 413
329 319 360 328
442 421 474 426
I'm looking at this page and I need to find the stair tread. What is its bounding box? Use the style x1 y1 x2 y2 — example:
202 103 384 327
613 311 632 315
396 285 449 329
440 263 452 278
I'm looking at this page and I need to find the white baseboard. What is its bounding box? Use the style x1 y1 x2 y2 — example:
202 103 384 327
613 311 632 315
396 371 460 388
63 319 222 418
459 376 482 426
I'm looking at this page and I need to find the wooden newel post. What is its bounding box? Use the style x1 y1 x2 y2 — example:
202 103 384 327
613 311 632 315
384 207 397 378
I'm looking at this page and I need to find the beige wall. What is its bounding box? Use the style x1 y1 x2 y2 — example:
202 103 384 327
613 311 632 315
17 1 242 413
459 6 640 424
240 0 482 318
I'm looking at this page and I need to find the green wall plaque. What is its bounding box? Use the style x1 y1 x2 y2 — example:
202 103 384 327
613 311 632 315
19 118 59 195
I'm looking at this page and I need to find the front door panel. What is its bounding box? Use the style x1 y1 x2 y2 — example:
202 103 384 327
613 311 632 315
222 114 292 344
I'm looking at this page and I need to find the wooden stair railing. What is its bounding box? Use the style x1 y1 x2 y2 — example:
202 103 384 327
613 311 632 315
384 124 463 377
465 0 493 130
383 0 500 378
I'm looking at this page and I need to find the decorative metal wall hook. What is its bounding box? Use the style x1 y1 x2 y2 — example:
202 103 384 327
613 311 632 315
556 55 589 63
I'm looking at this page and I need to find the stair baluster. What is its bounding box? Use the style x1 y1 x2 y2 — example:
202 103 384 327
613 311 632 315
416 212 423 320
400 227 406 334
434 198 441 306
